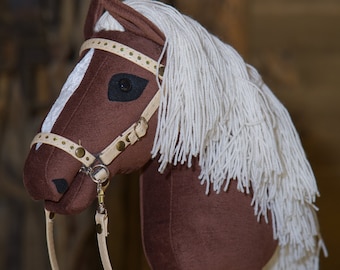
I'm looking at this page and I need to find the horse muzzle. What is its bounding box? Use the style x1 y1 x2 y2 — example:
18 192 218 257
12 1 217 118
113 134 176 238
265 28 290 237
23 144 98 214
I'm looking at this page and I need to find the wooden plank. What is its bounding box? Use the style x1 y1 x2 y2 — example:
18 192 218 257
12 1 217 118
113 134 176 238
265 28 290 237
249 1 340 52
252 1 340 16
174 0 248 55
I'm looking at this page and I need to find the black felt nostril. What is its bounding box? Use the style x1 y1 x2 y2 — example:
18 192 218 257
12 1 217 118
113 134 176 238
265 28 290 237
52 178 69 194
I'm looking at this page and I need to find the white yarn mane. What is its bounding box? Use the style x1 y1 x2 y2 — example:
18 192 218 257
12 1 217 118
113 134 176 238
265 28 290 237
43 0 326 269
123 1 326 269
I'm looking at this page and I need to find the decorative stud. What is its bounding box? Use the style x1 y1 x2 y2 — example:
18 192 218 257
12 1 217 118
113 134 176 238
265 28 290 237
49 212 55 220
96 223 102 234
75 147 86 158
116 141 126 152
158 66 165 76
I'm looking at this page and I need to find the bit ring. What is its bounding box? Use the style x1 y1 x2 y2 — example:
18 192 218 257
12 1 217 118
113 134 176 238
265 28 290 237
89 164 110 184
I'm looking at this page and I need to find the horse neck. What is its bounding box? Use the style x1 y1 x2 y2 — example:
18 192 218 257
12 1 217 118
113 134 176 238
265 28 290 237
139 157 277 269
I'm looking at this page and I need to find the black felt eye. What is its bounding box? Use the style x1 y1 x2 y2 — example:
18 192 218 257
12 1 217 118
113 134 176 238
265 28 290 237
108 73 148 102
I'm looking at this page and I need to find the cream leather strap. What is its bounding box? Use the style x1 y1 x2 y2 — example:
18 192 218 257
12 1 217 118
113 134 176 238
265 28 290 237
99 89 160 165
45 210 59 270
31 133 96 167
45 209 113 270
95 211 112 270
80 38 164 78
31 89 160 170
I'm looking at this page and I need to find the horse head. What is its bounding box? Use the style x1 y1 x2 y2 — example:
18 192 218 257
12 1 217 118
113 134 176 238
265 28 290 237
23 0 325 268
24 0 165 214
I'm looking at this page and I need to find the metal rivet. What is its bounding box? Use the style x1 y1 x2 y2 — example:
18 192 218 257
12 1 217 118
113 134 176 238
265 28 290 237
116 141 126 152
75 147 86 158
49 212 55 220
96 224 102 234
158 66 165 76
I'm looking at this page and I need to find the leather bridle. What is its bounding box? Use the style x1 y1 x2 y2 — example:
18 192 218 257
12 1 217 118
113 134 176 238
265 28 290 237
30 38 164 270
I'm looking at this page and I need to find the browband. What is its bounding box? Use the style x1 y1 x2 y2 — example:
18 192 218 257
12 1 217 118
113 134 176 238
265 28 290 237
80 38 164 77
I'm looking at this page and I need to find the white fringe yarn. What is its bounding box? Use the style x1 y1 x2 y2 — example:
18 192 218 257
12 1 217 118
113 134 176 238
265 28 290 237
75 0 327 268
124 1 327 269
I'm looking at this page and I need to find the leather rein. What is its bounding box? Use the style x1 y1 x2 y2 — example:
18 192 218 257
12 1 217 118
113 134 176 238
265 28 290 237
30 38 164 270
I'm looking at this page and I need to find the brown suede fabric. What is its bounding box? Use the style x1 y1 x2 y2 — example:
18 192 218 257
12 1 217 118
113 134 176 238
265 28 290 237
141 158 277 270
23 0 278 268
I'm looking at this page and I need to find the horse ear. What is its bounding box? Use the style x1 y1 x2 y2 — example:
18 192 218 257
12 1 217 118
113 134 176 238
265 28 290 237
84 0 105 40
84 0 165 46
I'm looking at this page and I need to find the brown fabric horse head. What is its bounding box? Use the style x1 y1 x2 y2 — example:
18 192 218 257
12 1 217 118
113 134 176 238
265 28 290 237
23 0 325 269
24 0 165 214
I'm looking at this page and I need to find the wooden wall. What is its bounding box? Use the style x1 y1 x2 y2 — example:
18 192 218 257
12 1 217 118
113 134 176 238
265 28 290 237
249 1 340 269
0 0 339 269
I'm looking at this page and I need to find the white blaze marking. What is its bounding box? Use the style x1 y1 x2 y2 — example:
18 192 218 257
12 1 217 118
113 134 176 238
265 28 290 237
37 12 124 149
41 49 94 134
